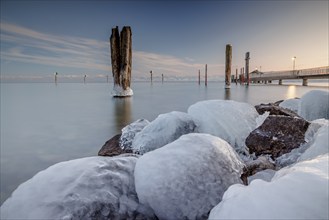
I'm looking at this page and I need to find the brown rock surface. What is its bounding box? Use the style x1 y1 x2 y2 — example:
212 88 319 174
246 115 310 159
98 134 132 157
255 103 300 118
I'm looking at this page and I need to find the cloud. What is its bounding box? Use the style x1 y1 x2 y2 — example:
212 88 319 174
0 22 222 80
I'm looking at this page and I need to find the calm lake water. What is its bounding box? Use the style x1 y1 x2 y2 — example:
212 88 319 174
1 81 328 204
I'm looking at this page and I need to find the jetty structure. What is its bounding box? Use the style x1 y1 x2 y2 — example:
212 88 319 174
110 26 133 97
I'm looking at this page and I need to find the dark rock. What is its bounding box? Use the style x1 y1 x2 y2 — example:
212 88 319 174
246 115 310 159
98 134 132 157
255 103 300 117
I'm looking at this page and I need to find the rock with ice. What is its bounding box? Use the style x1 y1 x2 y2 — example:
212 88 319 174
209 154 329 220
131 111 196 154
1 155 155 220
134 133 245 220
298 90 329 120
188 100 259 154
276 119 328 167
120 119 150 149
298 123 329 162
247 169 276 183
111 84 134 97
279 98 300 113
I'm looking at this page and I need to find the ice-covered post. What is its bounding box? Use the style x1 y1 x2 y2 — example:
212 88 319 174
235 69 238 84
54 72 58 84
150 70 153 83
245 52 250 86
225 44 232 89
110 26 133 97
162 74 164 83
205 64 208 86
84 74 87 83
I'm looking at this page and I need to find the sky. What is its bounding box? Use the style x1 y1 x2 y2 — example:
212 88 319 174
0 0 328 82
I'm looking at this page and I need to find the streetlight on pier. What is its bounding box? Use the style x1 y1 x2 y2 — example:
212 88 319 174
292 56 296 75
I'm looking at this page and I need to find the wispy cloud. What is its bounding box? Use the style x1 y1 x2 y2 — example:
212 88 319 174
0 22 222 80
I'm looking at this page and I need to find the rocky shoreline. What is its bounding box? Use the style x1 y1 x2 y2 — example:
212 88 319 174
1 90 328 220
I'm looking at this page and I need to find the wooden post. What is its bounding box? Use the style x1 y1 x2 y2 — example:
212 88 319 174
235 69 238 84
106 74 109 83
84 74 86 83
225 44 232 89
150 70 153 82
198 69 201 85
205 64 208 86
302 78 308 86
162 74 164 83
110 26 120 86
120 26 132 90
54 72 58 84
245 52 250 85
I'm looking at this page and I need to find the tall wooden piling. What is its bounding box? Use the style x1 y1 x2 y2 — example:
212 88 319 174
225 44 232 89
205 64 208 86
198 69 201 85
245 52 250 85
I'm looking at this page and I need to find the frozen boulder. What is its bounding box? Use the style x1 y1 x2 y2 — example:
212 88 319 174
131 111 196 154
98 134 132 156
1 156 155 220
209 154 329 220
298 90 329 120
120 119 150 149
279 98 300 113
134 133 245 220
188 100 259 154
246 115 310 159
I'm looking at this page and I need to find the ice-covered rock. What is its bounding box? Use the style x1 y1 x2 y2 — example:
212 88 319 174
298 123 329 162
209 154 329 220
247 169 276 183
1 156 155 220
134 133 245 220
276 119 328 167
187 100 259 154
298 90 329 120
241 156 275 185
98 134 133 156
120 119 150 149
131 111 196 154
255 102 300 117
279 98 300 113
246 115 310 159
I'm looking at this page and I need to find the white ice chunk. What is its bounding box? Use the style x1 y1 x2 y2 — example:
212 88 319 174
256 111 270 128
298 90 329 120
209 154 329 220
188 100 259 154
134 133 244 220
247 169 276 183
298 124 329 162
1 155 153 219
131 111 196 154
279 98 300 113
120 119 150 149
111 85 133 97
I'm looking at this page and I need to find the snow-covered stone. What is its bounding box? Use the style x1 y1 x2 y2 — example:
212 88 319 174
298 90 329 120
134 133 244 220
279 98 300 113
1 155 155 220
188 100 259 154
209 154 329 220
120 119 150 149
131 111 196 154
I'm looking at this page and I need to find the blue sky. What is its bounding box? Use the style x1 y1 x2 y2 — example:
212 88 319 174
1 0 328 81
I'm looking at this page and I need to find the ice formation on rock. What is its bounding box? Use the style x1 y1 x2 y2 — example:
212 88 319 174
120 119 150 149
1 155 154 220
187 100 259 154
131 111 196 154
209 154 329 220
134 133 244 220
279 98 300 113
298 90 329 120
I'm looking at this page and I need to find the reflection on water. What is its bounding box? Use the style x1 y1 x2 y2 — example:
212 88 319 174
286 85 297 99
113 97 132 131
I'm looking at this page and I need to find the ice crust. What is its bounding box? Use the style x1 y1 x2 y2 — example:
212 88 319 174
188 100 259 154
209 154 329 220
131 111 196 154
298 90 329 120
279 98 300 113
0 155 153 220
120 119 150 149
134 133 244 220
111 85 134 97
